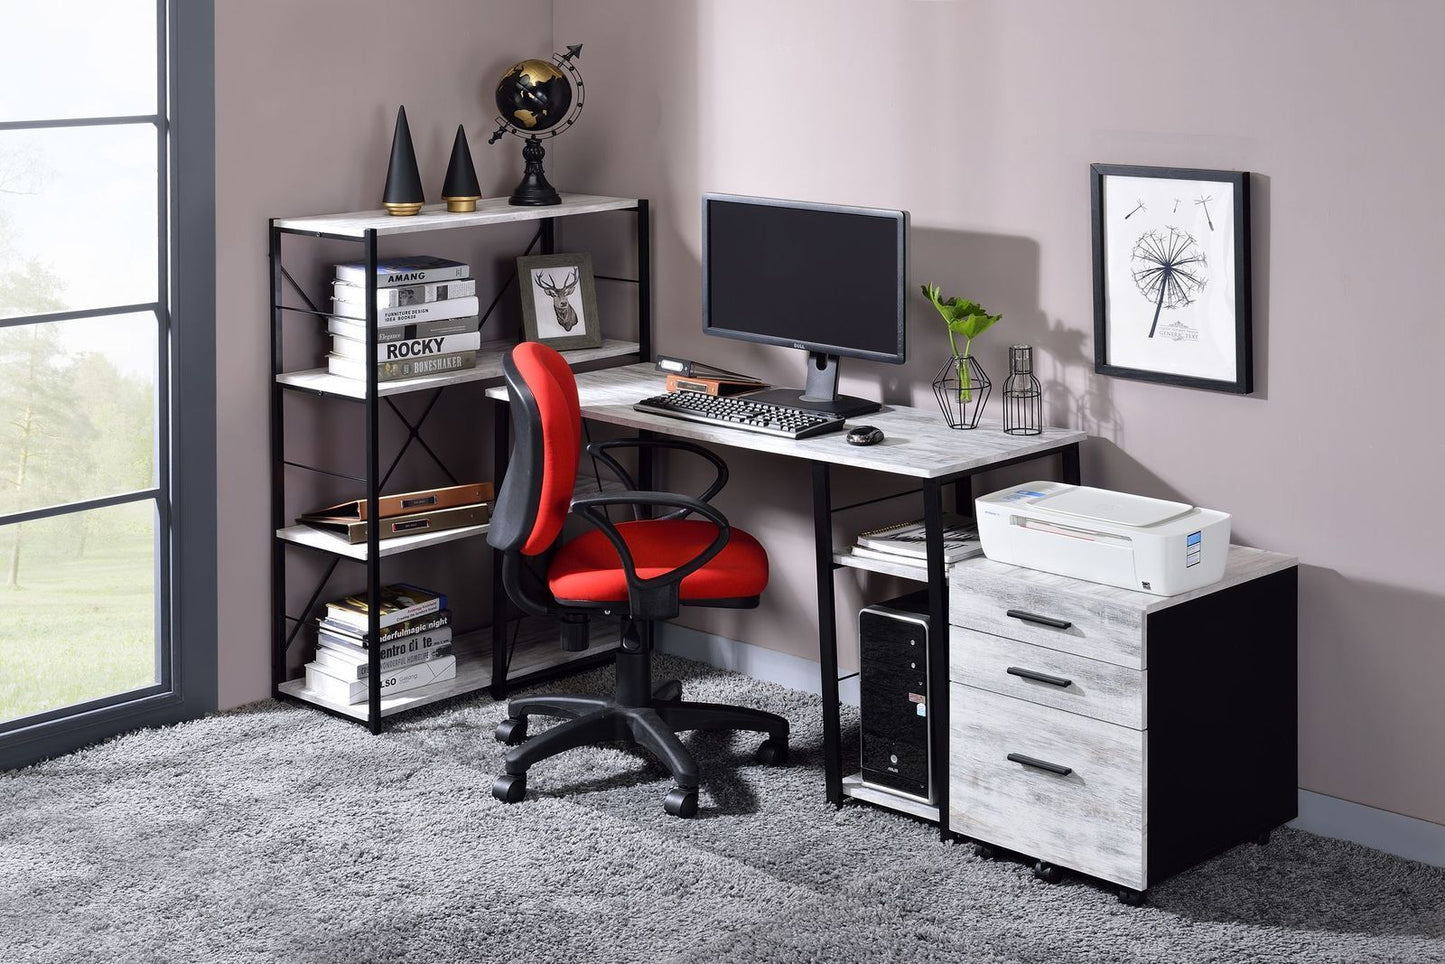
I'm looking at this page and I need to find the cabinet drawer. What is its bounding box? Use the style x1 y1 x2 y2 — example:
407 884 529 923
949 626 1145 729
949 683 1145 890
949 570 1144 668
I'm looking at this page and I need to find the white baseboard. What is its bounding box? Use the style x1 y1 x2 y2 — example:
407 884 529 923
657 624 1445 869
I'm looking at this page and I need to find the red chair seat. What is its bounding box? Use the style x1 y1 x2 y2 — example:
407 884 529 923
548 519 768 604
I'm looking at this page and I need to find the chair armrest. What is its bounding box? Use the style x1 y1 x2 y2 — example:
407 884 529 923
583 438 729 516
569 491 732 620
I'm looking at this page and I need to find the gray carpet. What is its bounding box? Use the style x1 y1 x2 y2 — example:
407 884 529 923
3 653 1443 963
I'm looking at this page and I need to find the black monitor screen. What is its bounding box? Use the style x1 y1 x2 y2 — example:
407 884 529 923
703 196 906 363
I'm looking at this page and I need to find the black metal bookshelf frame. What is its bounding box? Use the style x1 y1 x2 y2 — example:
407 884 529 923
269 200 651 733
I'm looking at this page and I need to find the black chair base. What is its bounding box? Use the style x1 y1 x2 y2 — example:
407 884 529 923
491 668 790 817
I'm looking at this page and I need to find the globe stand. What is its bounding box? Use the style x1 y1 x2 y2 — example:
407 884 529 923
509 137 561 206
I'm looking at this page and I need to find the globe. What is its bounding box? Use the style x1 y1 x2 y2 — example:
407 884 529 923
495 59 573 133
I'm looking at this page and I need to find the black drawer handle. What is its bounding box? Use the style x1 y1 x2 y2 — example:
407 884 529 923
1007 752 1073 777
1006 609 1072 630
1006 666 1073 688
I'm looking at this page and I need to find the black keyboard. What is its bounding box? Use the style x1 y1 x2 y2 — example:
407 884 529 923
633 391 846 439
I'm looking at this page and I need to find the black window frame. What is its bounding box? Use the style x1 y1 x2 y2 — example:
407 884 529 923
0 0 216 767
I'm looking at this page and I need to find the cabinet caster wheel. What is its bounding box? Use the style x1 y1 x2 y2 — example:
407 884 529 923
1032 861 1063 884
663 787 698 818
755 737 789 766
1118 888 1147 907
1255 829 1272 846
494 717 527 745
491 773 527 804
974 843 997 861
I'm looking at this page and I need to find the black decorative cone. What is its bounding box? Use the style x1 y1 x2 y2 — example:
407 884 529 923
382 106 425 216
441 125 482 213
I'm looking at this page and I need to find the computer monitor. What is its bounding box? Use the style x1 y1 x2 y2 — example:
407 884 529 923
702 193 907 417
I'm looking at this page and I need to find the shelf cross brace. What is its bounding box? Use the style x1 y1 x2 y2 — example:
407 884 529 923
380 391 460 490
283 556 342 653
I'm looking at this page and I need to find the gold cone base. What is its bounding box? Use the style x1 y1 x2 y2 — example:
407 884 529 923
444 196 481 213
384 201 424 216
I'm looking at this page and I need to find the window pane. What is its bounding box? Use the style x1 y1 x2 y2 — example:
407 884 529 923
0 1 157 123
0 125 159 317
0 314 157 517
0 500 159 725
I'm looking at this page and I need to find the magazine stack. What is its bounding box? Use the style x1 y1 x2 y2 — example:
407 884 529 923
326 255 481 382
849 515 983 567
304 583 457 704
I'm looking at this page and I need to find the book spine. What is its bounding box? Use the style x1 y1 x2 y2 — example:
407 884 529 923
306 655 457 704
331 278 477 307
315 642 454 680
319 610 451 646
329 331 482 362
334 263 470 288
327 317 476 343
375 332 482 361
376 350 476 382
330 296 480 324
318 625 452 657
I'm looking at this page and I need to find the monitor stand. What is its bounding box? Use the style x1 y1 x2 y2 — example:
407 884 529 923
745 352 881 418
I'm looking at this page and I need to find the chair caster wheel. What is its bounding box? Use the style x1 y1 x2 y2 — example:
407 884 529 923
755 737 789 766
663 787 698 818
1255 829 1272 846
1032 861 1063 884
1118 888 1147 907
492 773 527 804
974 842 997 861
494 717 527 745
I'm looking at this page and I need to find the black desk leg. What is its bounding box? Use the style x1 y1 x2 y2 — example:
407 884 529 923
923 478 951 840
812 461 844 807
1062 442 1081 485
490 402 511 700
954 475 974 516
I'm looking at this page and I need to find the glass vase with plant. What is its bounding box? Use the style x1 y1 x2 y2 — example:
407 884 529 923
921 284 1003 429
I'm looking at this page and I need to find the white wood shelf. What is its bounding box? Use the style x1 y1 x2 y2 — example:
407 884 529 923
272 194 642 239
277 619 621 721
834 550 940 582
842 772 940 823
276 522 489 560
277 338 640 400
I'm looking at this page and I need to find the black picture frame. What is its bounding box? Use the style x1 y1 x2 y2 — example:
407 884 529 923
1091 164 1252 394
517 252 603 351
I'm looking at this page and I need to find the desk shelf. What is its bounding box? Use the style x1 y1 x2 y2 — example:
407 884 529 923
841 772 941 823
275 522 490 561
832 550 953 582
277 620 620 722
277 338 640 400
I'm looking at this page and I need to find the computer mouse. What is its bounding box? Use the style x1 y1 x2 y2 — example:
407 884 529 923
846 425 885 446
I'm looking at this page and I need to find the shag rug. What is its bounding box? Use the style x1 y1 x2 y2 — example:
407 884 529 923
3 654 1443 963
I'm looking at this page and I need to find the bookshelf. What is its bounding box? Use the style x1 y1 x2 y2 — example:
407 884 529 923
271 194 651 732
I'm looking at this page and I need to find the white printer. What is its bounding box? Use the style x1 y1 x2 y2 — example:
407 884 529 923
975 481 1231 596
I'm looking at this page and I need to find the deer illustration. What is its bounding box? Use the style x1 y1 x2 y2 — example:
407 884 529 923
537 269 580 331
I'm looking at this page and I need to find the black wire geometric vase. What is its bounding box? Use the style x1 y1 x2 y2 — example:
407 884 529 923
1002 344 1043 436
932 355 991 430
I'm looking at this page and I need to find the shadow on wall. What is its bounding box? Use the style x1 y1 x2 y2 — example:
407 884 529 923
896 226 1124 447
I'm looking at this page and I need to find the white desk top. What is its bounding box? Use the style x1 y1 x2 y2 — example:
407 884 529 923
486 363 1087 480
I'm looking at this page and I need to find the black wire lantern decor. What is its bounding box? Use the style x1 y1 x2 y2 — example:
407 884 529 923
931 355 991 430
1002 344 1043 436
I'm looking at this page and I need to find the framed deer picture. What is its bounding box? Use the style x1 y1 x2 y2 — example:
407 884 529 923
517 252 603 351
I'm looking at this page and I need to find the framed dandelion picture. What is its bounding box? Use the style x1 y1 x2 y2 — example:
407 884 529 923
1091 164 1252 394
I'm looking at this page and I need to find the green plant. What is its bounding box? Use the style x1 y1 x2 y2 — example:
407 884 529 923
921 284 1002 401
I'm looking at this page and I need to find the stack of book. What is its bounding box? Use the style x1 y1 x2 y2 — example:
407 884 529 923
296 482 494 545
327 255 481 382
850 515 983 567
304 583 457 704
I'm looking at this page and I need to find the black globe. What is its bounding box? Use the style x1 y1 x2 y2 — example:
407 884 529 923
494 59 573 134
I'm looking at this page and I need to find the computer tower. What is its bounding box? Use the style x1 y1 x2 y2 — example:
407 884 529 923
858 590 933 803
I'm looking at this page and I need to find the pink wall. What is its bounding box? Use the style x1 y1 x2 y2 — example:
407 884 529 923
551 0 1445 826
214 0 553 708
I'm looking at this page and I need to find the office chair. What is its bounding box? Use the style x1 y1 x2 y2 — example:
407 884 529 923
486 342 790 817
